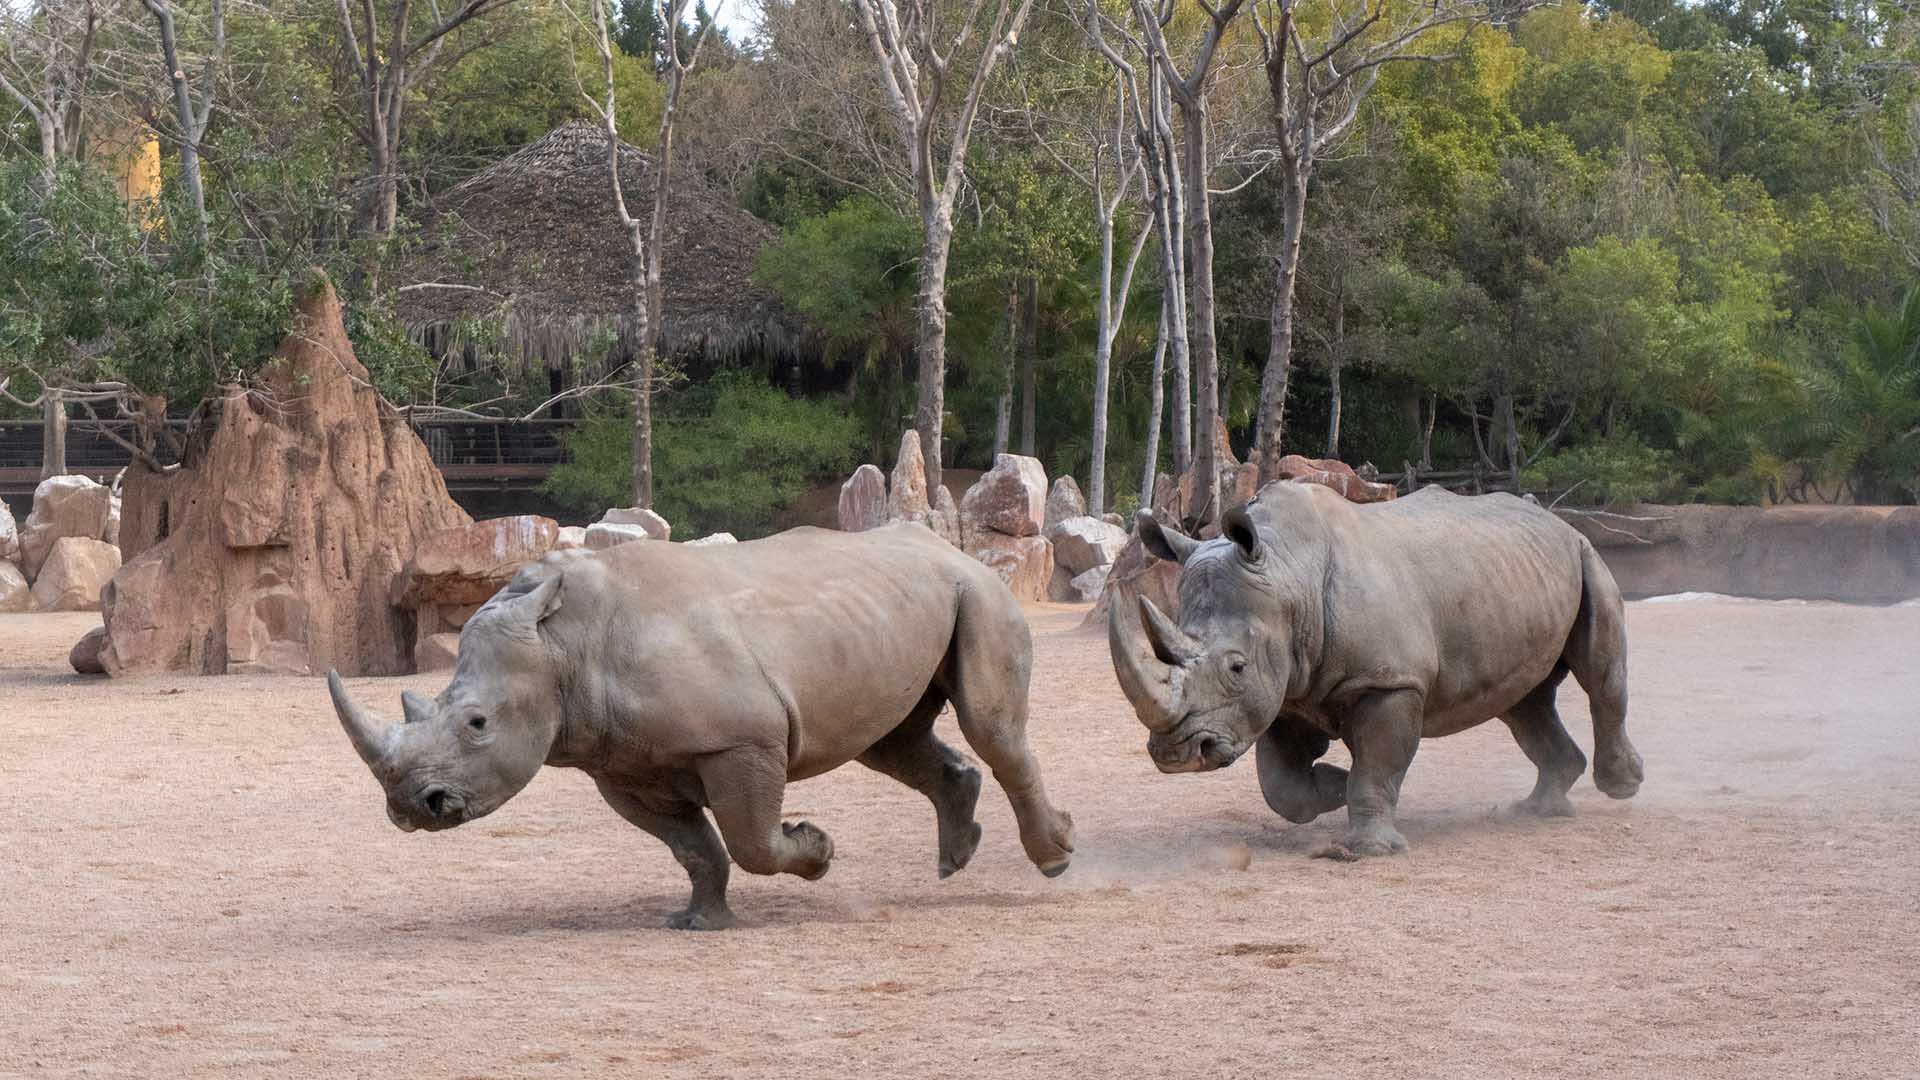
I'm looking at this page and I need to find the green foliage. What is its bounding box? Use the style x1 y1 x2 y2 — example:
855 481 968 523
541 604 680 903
542 373 862 536
1524 435 1680 506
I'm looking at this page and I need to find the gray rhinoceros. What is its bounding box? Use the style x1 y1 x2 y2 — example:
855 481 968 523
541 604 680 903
1109 482 1643 858
329 523 1075 929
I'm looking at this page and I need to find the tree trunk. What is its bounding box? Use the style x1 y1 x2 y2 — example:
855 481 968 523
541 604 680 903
1019 274 1037 458
1182 97 1220 529
1141 302 1168 509
994 288 1015 456
40 392 68 480
1162 105 1192 479
1498 393 1520 493
915 210 955 494
1325 288 1344 458
1256 168 1308 482
1089 214 1116 518
1422 393 1437 470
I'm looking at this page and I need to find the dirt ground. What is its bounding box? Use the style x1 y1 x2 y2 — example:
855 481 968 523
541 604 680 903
3 598 1918 1078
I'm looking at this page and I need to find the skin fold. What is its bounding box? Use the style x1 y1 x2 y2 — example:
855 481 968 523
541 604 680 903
331 524 1075 929
1110 482 1643 857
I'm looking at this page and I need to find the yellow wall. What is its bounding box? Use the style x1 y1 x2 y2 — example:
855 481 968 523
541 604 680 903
85 116 163 213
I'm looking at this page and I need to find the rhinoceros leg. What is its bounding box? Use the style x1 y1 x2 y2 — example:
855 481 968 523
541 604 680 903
593 779 735 931
1501 669 1588 818
1255 717 1347 824
857 688 984 879
1567 543 1644 799
1322 689 1422 858
697 747 835 881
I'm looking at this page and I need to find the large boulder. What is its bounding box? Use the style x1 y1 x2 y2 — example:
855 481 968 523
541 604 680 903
20 474 115 581
31 537 122 612
927 485 962 547
0 499 18 563
1044 476 1086 533
1048 515 1129 576
888 432 931 519
964 531 1054 602
69 626 109 675
1274 455 1396 504
960 453 1048 539
586 522 651 550
838 464 889 532
1082 531 1182 630
0 559 29 613
600 506 671 541
392 516 559 609
554 525 590 551
97 272 473 677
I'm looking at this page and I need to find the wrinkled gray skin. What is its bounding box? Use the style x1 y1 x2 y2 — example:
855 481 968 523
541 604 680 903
1110 482 1643 858
331 524 1075 929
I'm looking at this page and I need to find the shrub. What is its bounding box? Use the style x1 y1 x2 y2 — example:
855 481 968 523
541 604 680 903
1523 435 1681 506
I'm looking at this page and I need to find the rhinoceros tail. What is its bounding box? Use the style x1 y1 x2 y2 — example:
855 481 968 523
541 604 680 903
1566 539 1642 799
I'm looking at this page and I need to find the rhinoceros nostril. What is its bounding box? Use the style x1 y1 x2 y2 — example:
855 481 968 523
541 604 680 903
1198 736 1220 761
424 787 450 818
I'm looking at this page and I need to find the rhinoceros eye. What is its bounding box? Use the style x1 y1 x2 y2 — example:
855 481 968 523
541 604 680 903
1228 658 1248 675
468 715 489 732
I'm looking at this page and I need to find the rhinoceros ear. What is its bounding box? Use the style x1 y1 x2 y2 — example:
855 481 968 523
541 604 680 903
509 573 564 625
1221 506 1263 564
1137 510 1199 565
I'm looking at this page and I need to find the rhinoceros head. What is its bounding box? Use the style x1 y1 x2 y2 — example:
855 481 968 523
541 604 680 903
328 572 567 832
1110 507 1297 774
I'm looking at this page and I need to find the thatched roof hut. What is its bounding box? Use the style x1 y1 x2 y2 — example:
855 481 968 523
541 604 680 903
396 122 797 375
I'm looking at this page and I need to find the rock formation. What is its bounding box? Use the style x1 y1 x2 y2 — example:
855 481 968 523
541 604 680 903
391 515 559 668
96 272 472 676
687 532 739 546
1082 531 1182 630
0 498 18 563
601 506 672 541
888 432 931 520
1274 455 1396 503
0 559 30 613
966 532 1055 602
960 453 1047 539
555 526 590 550
31 538 121 611
837 464 889 532
586 522 651 550
1044 476 1086 533
1048 516 1129 577
19 475 117 581
69 626 108 674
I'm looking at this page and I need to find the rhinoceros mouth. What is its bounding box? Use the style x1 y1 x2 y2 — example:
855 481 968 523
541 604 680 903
1147 725 1244 773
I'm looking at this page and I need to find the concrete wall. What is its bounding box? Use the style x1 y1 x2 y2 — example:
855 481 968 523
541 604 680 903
1557 504 1920 604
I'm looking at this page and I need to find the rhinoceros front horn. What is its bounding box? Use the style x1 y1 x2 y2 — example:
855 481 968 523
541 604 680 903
1108 595 1192 734
328 670 397 782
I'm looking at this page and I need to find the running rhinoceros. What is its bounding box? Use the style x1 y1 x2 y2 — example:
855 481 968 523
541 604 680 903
1109 482 1643 858
329 524 1075 929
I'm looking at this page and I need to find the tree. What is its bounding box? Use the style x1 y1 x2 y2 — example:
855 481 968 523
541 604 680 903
1249 0 1539 483
849 0 1037 494
142 0 222 247
0 0 123 181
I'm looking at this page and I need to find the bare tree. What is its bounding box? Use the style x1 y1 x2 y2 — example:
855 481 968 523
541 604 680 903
850 0 1036 494
577 0 721 507
141 0 222 248
333 0 521 241
0 0 125 181
1249 0 1536 482
1131 0 1248 527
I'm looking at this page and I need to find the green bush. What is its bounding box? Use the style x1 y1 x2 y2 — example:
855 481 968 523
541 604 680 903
1523 435 1681 506
542 372 862 537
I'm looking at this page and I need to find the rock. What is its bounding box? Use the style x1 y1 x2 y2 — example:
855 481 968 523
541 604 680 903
554 526 590 551
888 431 931 520
1082 532 1182 630
964 532 1054 602
1273 455 1396 504
586 522 651 550
928 485 962 547
98 272 473 677
392 515 559 609
105 493 121 547
1047 515 1129 576
0 560 29 613
960 453 1048 539
838 464 889 532
20 474 115 580
600 506 672 541
1047 564 1078 603
0 499 18 562
414 632 462 672
31 537 122 612
688 532 738 546
70 626 109 674
1069 566 1111 603
1044 476 1086 533
1102 512 1126 529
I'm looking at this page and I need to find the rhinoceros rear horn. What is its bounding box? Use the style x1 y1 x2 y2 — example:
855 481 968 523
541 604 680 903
328 670 397 780
1108 595 1187 733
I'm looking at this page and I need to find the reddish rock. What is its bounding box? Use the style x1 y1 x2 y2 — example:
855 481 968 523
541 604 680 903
1044 476 1086 533
1083 532 1183 630
927 486 962 547
99 272 473 677
31 537 122 612
964 531 1054 602
0 559 30 613
838 464 889 532
889 432 931 520
960 453 1048 539
392 515 559 609
69 626 109 674
1273 455 1396 503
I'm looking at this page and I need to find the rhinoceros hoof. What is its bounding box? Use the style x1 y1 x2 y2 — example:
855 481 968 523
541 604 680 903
939 822 984 879
1594 747 1645 800
666 906 737 931
1314 823 1407 860
1510 792 1576 818
783 820 834 880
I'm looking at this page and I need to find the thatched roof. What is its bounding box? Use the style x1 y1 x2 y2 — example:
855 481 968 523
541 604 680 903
396 122 797 372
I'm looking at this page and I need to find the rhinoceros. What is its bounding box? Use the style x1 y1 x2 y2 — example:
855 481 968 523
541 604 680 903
329 524 1075 929
1109 482 1643 858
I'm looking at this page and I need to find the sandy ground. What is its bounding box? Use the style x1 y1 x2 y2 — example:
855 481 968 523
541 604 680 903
2 599 1918 1079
